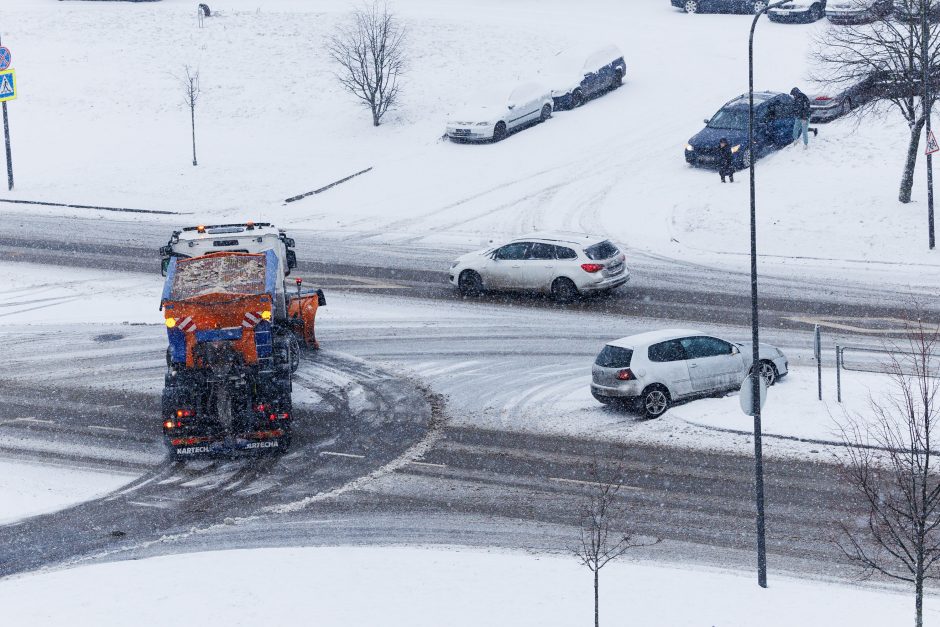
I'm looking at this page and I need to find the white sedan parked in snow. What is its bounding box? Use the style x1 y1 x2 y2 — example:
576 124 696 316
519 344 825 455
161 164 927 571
449 233 630 301
445 82 554 142
590 329 789 419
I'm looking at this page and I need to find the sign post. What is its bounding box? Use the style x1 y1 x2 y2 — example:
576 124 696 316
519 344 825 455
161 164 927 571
0 42 14 191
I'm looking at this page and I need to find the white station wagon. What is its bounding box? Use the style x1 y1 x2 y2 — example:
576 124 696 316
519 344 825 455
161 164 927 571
591 329 788 418
445 82 554 142
449 232 630 301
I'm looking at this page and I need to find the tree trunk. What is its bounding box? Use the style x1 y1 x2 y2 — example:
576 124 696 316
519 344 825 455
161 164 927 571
594 568 599 627
916 555 924 627
372 106 380 127
900 116 927 203
191 104 198 166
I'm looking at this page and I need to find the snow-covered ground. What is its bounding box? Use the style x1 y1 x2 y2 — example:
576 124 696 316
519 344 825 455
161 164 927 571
0 545 927 626
1 0 937 286
0 460 133 525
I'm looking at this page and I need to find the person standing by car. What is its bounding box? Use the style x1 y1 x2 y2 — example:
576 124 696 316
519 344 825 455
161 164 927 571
717 138 734 183
791 87 812 149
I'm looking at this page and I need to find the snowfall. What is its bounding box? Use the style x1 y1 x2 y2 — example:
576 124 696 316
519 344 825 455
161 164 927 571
1 0 938 623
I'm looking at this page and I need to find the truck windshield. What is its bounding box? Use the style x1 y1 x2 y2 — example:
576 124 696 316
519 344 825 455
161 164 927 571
171 255 266 300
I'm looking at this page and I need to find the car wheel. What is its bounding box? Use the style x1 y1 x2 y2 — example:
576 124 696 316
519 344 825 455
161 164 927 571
752 0 768 13
551 277 579 303
640 385 670 419
540 104 552 122
571 89 584 108
611 68 624 89
684 0 699 13
493 122 507 142
457 270 484 297
759 360 778 387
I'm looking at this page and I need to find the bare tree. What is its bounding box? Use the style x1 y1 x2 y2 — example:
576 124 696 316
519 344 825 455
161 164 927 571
574 458 659 627
181 66 200 166
837 318 940 627
326 2 405 127
813 0 940 202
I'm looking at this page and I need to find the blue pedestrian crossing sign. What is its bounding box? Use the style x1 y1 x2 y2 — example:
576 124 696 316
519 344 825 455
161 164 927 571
0 69 16 103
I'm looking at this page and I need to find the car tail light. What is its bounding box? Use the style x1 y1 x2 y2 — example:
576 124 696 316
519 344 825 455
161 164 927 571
581 263 604 273
269 413 277 421
616 369 635 381
255 404 266 412
814 96 832 101
176 409 194 418
279 412 290 420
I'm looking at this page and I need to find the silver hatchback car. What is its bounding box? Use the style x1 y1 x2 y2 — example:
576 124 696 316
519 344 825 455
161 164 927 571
591 329 788 419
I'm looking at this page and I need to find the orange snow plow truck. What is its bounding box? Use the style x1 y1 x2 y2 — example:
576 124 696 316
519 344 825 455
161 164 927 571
158 222 324 458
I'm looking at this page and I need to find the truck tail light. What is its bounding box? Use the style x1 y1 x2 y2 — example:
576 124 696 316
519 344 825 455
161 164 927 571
616 369 635 381
176 409 194 418
581 263 604 273
164 420 175 430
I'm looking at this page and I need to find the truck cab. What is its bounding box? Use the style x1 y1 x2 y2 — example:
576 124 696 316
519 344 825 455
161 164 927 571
160 222 297 279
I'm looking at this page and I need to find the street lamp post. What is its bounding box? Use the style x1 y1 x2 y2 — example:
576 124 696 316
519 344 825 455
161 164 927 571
748 0 788 590
923 0 935 250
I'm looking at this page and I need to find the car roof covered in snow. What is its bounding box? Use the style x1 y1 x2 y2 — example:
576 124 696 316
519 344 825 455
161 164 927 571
723 91 781 110
509 231 609 246
606 329 705 349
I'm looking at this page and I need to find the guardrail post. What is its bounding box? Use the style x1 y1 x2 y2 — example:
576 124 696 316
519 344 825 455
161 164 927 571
815 325 822 401
836 345 842 404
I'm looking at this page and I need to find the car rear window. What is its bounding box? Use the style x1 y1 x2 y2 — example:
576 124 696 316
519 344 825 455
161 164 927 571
595 345 633 368
584 240 619 260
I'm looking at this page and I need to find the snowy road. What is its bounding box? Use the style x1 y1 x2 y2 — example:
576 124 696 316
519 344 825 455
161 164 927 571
0 212 934 334
0 290 880 583
0 213 925 585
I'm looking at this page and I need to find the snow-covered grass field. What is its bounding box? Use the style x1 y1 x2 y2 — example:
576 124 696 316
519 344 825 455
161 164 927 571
0 545 929 626
1 0 938 285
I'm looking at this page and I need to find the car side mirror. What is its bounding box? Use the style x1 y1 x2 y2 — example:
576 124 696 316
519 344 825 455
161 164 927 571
732 345 740 355
704 119 710 124
161 257 170 277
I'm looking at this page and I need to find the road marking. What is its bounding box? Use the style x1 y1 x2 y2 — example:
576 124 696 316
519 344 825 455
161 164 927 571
88 425 126 433
408 460 446 469
549 477 641 491
320 451 366 459
0 417 54 426
126 500 166 509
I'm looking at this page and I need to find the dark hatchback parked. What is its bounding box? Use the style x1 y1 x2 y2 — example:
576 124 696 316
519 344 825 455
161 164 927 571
672 0 771 14
545 45 626 111
685 92 797 170
768 1 827 22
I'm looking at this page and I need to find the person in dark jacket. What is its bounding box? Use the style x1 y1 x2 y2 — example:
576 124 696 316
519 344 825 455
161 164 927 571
717 138 734 183
791 87 812 149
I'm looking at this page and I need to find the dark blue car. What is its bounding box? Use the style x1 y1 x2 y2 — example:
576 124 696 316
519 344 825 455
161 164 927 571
542 45 626 110
684 92 797 170
672 0 770 14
